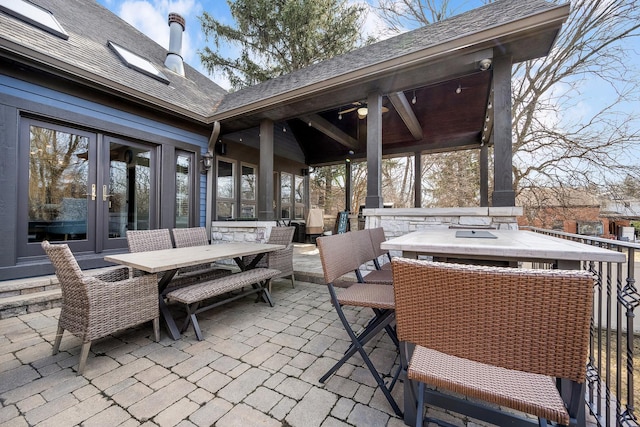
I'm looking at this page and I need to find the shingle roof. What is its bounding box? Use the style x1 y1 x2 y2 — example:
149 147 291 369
0 0 226 120
214 0 561 117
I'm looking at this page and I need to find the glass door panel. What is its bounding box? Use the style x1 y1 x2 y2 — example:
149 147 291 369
102 137 156 250
24 123 96 255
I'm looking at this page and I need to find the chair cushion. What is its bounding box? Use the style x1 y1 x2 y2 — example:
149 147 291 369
408 346 570 425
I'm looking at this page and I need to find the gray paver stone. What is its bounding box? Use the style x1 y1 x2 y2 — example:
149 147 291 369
0 405 19 424
24 393 78 425
241 341 281 366
37 393 111 427
216 403 280 427
275 377 312 400
128 378 196 421
244 386 284 412
346 403 390 427
83 405 132 427
0 365 41 394
285 387 337 427
331 397 356 420
112 381 153 408
195 370 231 394
188 398 233 427
217 367 270 403
154 397 200 426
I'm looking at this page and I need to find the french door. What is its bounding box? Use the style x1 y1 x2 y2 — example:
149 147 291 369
22 119 158 256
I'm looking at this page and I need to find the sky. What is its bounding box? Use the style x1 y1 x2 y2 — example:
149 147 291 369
93 0 435 90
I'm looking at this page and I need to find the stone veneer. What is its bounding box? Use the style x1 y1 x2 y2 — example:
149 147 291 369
210 221 279 244
363 207 523 239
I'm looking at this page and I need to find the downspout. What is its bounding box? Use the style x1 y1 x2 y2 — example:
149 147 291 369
205 121 220 238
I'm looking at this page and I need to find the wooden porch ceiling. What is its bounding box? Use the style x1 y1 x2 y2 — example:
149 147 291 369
213 1 570 167
290 71 492 165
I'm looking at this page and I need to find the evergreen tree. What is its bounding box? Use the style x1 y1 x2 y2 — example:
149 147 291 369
199 0 370 90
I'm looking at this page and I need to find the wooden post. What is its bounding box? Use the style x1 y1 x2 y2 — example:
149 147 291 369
258 119 275 220
365 92 383 208
414 152 422 208
491 54 515 206
480 144 488 207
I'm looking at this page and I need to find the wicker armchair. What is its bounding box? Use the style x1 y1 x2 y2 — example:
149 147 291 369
391 258 595 426
243 226 295 291
316 232 402 416
42 240 159 375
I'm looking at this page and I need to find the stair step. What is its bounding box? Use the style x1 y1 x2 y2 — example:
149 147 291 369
0 276 59 298
0 289 61 319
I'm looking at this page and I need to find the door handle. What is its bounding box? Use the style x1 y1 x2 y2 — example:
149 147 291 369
84 184 96 201
102 185 113 202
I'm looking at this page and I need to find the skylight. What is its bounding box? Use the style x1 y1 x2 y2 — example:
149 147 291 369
108 41 169 84
0 0 68 40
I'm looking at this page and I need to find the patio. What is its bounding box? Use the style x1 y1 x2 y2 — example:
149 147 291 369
0 243 601 427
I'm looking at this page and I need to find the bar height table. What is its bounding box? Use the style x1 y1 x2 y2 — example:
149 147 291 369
381 229 626 426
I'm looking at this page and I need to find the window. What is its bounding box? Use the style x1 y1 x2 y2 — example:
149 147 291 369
108 41 169 83
240 163 257 219
175 152 192 228
0 0 68 39
294 175 305 219
280 172 292 219
216 159 235 220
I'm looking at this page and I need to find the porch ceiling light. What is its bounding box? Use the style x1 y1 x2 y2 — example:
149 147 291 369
357 107 368 119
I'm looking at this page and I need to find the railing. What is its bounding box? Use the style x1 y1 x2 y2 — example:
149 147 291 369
527 227 640 426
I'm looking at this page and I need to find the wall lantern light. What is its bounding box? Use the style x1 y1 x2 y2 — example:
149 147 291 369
200 151 213 174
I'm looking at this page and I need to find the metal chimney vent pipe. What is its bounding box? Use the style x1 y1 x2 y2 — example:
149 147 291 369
165 13 185 76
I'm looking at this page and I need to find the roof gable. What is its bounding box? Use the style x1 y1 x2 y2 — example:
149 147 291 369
0 0 226 121
214 0 564 118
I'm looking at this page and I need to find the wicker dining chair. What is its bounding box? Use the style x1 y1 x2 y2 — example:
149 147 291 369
42 240 159 375
127 229 227 286
391 258 595 427
170 227 230 279
316 232 402 417
351 229 393 284
242 226 296 291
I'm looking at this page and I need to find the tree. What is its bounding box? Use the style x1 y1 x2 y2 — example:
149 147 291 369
373 0 640 210
198 0 370 90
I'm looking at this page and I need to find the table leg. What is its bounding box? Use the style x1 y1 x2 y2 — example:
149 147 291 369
157 269 181 340
159 295 181 340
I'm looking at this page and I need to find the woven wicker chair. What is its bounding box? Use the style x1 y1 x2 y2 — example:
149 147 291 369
127 229 226 286
42 240 159 375
391 258 594 427
242 226 295 291
351 229 393 284
170 227 230 279
316 232 402 417
368 227 392 270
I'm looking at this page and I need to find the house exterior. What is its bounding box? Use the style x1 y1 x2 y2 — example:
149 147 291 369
0 0 569 280
0 0 307 280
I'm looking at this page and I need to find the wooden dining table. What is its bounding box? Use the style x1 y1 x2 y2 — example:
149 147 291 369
105 242 284 340
381 228 626 426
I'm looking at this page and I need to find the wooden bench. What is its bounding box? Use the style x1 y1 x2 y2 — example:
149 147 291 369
166 267 281 340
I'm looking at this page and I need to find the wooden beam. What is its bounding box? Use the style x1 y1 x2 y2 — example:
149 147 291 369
298 114 359 150
388 92 423 140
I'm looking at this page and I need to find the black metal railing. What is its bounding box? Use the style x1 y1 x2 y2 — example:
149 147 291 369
527 227 640 426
